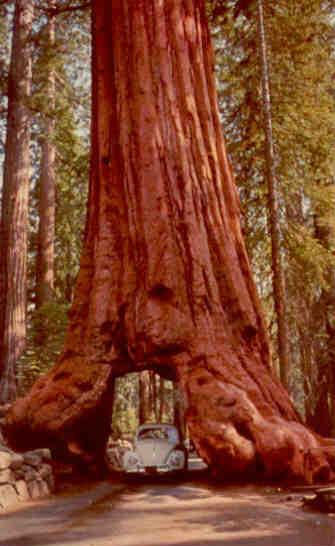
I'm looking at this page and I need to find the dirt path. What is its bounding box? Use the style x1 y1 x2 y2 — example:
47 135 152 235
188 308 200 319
1 477 335 546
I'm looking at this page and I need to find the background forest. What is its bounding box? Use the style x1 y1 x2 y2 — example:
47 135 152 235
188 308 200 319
0 0 335 438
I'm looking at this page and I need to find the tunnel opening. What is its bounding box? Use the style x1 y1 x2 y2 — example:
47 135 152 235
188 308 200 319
111 371 183 440
105 370 191 474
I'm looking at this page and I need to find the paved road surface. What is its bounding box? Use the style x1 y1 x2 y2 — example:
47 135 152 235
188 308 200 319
1 473 335 546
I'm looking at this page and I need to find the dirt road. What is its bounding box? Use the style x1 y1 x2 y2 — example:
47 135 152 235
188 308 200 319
1 475 335 546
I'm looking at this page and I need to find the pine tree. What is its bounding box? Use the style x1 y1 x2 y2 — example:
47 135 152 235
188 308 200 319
17 2 90 391
210 0 335 426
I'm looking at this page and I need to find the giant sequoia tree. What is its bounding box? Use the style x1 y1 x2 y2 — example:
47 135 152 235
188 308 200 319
5 0 335 482
0 0 34 402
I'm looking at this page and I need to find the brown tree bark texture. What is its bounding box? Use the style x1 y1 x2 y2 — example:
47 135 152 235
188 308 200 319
0 0 34 402
36 2 56 308
5 0 335 482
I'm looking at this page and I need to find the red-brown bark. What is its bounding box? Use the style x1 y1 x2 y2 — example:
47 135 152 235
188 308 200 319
0 0 34 402
4 0 335 482
36 1 56 308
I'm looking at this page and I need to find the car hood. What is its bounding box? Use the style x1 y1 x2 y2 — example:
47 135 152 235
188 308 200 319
135 439 175 466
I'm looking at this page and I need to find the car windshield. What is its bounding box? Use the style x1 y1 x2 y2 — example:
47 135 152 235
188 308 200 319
137 427 178 443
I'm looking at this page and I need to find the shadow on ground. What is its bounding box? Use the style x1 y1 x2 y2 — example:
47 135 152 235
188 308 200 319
1 471 335 546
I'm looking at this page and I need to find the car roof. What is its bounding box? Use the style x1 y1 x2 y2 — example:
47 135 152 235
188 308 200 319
137 423 177 431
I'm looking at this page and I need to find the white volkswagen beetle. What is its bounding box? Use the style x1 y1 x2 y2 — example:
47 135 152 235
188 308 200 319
123 424 187 474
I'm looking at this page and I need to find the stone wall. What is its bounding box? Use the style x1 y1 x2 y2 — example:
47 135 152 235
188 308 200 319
0 405 55 511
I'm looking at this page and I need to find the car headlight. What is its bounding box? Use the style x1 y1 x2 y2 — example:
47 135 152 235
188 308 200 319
167 450 185 469
124 452 140 468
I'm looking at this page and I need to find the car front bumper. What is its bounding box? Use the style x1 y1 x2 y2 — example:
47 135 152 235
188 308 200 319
125 464 173 474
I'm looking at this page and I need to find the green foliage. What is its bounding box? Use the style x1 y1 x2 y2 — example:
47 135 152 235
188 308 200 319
18 302 69 393
18 5 90 392
112 374 139 438
0 3 11 159
54 104 89 301
112 375 175 438
211 0 335 415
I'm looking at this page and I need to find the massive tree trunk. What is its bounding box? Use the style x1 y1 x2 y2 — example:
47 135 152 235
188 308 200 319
0 0 34 403
36 1 56 308
5 0 335 482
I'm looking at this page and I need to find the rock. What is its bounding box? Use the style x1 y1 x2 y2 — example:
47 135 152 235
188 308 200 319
0 484 18 509
106 447 123 470
0 446 24 470
33 448 52 461
15 480 30 502
0 468 15 484
0 451 12 470
38 463 52 479
0 443 13 454
10 453 24 469
22 465 39 482
38 480 50 497
12 467 25 480
45 472 55 492
28 479 49 500
27 480 41 500
0 439 55 510
23 451 42 468
303 488 335 513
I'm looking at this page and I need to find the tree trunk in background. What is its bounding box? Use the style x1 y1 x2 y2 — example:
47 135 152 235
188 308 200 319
327 319 335 437
308 216 335 437
300 317 314 425
36 1 56 308
5 0 335 483
0 0 34 403
138 371 150 424
304 291 331 434
150 371 158 421
158 377 166 422
257 0 291 391
285 189 315 425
